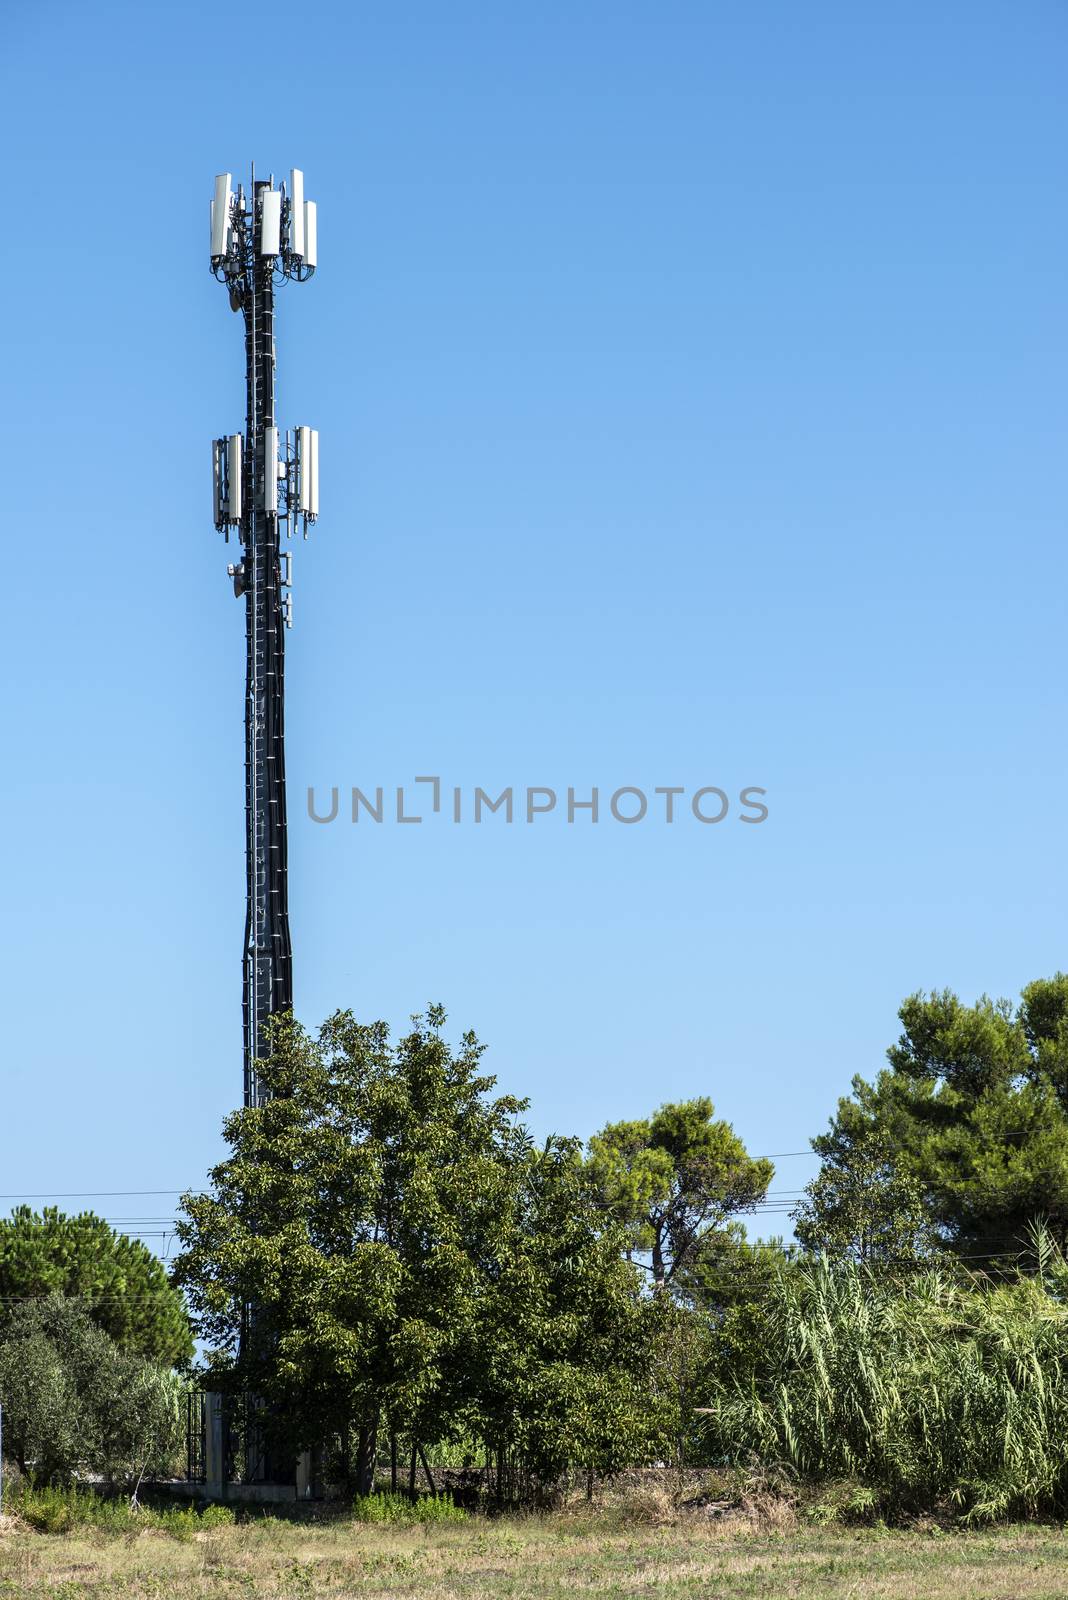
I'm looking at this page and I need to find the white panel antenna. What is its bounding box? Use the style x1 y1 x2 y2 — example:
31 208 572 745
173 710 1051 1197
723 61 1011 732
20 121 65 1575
211 173 232 259
289 169 305 257
227 434 243 522
297 427 312 512
309 429 319 518
303 202 317 269
259 190 281 257
264 427 278 512
213 439 225 527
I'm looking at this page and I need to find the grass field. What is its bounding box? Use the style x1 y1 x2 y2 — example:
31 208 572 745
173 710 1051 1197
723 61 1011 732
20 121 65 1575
4 1510 1068 1599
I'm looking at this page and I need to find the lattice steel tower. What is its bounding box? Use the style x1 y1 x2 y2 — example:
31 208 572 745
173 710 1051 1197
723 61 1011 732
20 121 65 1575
209 167 319 1109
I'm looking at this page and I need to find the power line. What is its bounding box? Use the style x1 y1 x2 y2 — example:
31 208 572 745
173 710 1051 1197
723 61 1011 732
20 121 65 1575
0 1190 208 1200
0 1244 1039 1304
1 1126 1053 1207
0 1157 825 1201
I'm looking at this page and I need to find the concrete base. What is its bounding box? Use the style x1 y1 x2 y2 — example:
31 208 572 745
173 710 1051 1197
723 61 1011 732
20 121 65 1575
161 1479 303 1504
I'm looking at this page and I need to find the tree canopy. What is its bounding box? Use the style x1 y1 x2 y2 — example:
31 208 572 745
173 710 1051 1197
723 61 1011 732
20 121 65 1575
0 1294 183 1485
792 1128 937 1264
0 1207 192 1366
798 977 1068 1264
173 1007 672 1493
585 1098 773 1292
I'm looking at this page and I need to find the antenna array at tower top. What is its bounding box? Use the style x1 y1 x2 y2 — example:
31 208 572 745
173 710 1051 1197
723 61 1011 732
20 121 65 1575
210 168 318 281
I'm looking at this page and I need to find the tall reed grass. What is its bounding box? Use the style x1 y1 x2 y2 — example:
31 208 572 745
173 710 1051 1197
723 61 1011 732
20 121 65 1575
701 1238 1068 1521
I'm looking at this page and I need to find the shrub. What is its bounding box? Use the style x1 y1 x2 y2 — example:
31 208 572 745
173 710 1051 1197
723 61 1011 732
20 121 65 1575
14 1485 82 1534
199 1503 236 1529
352 1490 467 1525
11 1483 235 1539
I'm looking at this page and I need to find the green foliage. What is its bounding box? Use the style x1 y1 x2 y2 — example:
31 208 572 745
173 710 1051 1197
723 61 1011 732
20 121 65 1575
199 1503 237 1529
801 1481 880 1526
352 1490 467 1524
0 1294 183 1485
586 1099 773 1292
673 1229 799 1443
0 1207 192 1365
11 1482 235 1537
173 1007 671 1491
472 1135 676 1485
681 1224 793 1315
801 978 1068 1264
700 1235 1068 1520
12 1483 89 1534
793 1129 938 1263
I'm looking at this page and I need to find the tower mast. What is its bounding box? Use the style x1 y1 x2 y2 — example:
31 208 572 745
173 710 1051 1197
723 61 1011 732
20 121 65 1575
210 167 319 1108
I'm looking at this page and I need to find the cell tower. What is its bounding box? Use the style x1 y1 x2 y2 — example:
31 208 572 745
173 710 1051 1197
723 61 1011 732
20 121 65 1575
210 167 319 1110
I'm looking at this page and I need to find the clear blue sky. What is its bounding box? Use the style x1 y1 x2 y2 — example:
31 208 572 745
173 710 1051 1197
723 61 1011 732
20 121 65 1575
3 1 1065 1247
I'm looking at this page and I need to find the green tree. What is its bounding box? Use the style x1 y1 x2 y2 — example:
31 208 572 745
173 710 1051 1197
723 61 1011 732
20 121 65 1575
173 1007 669 1494
805 978 1068 1264
0 1295 183 1485
659 1227 797 1467
470 1134 674 1492
680 1226 795 1380
792 1128 939 1263
0 1208 192 1366
586 1099 773 1292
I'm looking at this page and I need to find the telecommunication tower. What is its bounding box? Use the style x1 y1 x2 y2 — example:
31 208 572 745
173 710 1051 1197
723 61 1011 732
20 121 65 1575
210 166 320 1110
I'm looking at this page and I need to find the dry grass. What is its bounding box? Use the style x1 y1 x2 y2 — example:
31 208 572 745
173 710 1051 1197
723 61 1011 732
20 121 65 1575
3 1508 1068 1599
